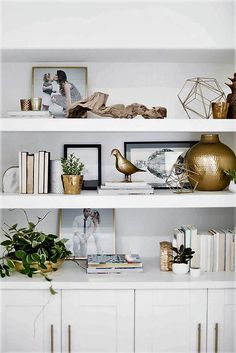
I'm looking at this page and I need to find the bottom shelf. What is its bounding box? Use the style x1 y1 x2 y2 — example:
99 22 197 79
0 190 235 208
1 258 236 290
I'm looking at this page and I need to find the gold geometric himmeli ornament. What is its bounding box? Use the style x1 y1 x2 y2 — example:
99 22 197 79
166 163 202 194
178 77 226 119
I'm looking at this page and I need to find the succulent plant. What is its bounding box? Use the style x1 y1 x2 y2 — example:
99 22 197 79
61 153 84 175
171 244 195 264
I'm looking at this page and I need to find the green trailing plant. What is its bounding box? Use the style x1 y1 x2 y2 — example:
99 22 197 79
171 244 195 264
224 169 236 184
61 153 84 175
0 210 71 294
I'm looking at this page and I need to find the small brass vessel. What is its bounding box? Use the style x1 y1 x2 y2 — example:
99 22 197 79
62 175 83 194
211 102 229 119
12 258 64 273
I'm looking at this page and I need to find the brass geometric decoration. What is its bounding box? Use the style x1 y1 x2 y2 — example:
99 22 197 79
178 77 226 119
166 163 202 193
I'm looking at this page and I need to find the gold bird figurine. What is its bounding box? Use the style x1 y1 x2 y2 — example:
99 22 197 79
111 148 146 182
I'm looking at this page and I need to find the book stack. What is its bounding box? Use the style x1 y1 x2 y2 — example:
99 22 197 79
172 225 236 272
87 254 143 274
8 111 52 118
19 151 50 194
97 181 154 195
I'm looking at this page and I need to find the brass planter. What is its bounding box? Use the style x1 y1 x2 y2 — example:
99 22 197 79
62 175 83 194
11 258 64 273
185 134 236 191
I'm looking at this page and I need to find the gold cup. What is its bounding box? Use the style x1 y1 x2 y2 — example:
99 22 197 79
20 99 31 111
211 101 229 119
31 97 42 111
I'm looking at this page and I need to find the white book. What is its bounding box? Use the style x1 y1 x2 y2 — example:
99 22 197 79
217 229 225 272
20 152 28 194
104 181 149 188
44 152 50 194
189 225 200 268
181 225 191 248
209 229 220 272
38 151 45 194
207 232 214 272
87 267 143 274
223 229 233 272
173 228 184 250
97 187 154 195
199 232 209 272
33 152 39 194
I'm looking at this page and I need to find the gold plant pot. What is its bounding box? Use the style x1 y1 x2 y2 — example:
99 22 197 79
211 102 229 119
185 134 236 191
62 175 83 194
11 258 65 273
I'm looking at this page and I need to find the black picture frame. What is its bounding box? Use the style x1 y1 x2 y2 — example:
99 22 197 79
64 144 101 190
124 141 197 189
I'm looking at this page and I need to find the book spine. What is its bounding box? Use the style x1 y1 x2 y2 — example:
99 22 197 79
38 151 45 194
20 152 28 194
26 154 34 194
44 151 50 194
33 152 39 194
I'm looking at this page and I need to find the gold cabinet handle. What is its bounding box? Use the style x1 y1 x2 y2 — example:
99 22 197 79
68 324 71 353
197 323 201 353
50 324 54 353
215 323 219 353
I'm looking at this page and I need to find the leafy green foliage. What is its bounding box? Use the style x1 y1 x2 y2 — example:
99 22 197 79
224 169 236 184
61 153 84 175
0 211 71 290
171 245 195 264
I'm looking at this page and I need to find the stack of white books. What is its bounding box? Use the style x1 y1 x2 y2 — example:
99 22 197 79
172 225 236 272
87 254 143 274
19 151 50 194
8 111 52 118
97 181 154 195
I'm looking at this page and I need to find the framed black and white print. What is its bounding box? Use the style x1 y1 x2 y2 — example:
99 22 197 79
59 208 115 259
124 141 197 189
32 66 87 118
64 144 101 190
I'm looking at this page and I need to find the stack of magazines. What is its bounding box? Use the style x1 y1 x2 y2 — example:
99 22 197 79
97 181 154 195
87 254 143 274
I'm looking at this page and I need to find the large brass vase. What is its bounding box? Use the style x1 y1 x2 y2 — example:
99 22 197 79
62 175 83 194
185 134 236 191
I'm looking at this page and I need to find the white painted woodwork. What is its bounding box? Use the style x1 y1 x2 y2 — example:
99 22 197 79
135 289 207 353
61 289 134 353
0 290 61 353
1 118 236 132
207 289 236 353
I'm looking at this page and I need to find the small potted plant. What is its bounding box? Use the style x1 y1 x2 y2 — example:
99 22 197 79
0 210 71 294
171 244 195 274
224 169 236 193
61 153 84 194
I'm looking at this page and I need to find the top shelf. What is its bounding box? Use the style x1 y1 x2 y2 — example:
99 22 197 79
1 118 236 133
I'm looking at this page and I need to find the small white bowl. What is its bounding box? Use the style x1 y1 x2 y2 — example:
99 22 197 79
190 267 201 277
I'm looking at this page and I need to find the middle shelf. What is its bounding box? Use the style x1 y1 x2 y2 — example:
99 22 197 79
1 190 235 209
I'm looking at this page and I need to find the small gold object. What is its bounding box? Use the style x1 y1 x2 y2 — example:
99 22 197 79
212 102 229 119
62 175 83 194
160 241 173 271
111 148 146 182
20 99 31 111
166 163 201 193
12 258 64 273
31 97 42 111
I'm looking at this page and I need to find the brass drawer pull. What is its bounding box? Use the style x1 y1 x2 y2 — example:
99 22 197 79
198 323 201 353
215 323 219 353
68 324 71 353
50 325 54 353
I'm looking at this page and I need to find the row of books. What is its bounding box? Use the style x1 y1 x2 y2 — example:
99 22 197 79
97 181 154 195
87 254 143 274
19 151 50 194
173 225 236 272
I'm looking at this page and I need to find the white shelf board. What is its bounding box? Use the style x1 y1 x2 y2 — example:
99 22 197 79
0 190 235 209
1 259 236 291
2 49 234 63
1 118 236 132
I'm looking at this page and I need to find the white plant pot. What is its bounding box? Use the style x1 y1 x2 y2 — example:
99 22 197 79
172 263 189 274
228 181 236 193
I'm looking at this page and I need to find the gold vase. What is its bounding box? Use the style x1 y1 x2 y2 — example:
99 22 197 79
185 134 236 191
62 175 83 194
12 258 64 273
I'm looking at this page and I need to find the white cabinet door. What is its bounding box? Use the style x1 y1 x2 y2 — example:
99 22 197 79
62 290 134 353
135 289 207 353
0 289 61 353
207 289 236 353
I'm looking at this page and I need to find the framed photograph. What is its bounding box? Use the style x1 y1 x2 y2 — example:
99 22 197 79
32 66 87 118
64 144 101 190
124 141 197 189
59 209 115 259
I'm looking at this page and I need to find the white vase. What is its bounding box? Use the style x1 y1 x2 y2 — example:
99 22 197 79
228 181 236 193
172 263 189 274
